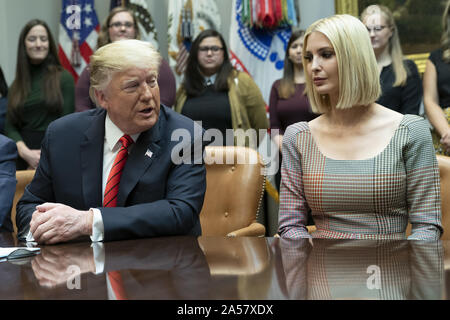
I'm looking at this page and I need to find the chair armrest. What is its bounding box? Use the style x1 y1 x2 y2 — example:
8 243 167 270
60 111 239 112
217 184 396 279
227 222 266 237
307 225 316 234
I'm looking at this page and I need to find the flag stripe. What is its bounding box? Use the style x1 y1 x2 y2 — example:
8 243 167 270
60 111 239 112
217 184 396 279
59 0 99 81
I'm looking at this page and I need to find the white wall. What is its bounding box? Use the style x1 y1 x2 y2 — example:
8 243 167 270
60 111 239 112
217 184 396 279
0 0 335 85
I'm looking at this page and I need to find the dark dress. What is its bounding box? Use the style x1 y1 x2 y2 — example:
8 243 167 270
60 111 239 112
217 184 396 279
269 80 317 134
428 48 450 155
181 85 232 146
269 80 317 225
377 59 422 115
429 49 450 109
5 64 75 169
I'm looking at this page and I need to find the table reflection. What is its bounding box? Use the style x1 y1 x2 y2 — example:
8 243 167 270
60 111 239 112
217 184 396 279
280 239 445 300
0 236 211 299
0 235 447 300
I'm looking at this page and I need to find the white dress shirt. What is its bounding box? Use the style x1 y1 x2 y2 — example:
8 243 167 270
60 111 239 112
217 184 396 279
203 73 217 86
90 114 140 242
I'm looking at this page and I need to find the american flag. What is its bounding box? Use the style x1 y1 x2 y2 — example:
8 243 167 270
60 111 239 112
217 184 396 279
58 0 99 82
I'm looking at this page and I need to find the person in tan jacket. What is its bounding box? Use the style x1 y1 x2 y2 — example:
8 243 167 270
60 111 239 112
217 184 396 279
174 30 268 147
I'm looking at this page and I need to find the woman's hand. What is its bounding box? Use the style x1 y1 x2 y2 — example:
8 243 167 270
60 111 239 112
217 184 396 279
17 141 41 169
24 149 41 169
440 129 450 154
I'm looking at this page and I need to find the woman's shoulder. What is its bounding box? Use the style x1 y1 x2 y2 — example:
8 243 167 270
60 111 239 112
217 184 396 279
428 48 444 64
271 79 282 88
233 70 253 83
282 122 312 151
429 48 443 58
399 114 433 141
399 114 429 129
402 59 420 74
229 70 258 90
400 114 427 126
284 121 310 137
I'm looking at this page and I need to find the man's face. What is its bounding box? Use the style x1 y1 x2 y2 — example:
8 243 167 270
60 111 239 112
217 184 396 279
96 67 160 135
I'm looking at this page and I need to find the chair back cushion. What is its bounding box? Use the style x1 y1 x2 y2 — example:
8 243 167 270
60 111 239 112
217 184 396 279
200 146 265 236
11 170 35 234
437 155 450 240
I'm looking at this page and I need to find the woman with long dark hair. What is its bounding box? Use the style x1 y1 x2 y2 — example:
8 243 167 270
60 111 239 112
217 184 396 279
5 19 74 169
269 30 317 152
174 29 268 146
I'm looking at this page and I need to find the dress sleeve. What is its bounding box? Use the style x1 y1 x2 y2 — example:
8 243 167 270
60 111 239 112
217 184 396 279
4 113 22 143
60 70 75 116
238 72 269 131
278 124 311 238
158 58 177 107
405 117 443 240
400 60 422 115
269 81 282 130
75 67 96 112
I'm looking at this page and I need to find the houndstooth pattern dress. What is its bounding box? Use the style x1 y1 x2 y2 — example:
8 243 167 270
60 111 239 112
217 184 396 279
278 115 443 240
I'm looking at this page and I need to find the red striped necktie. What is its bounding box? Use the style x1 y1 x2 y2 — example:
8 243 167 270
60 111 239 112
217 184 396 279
104 134 134 208
104 134 133 300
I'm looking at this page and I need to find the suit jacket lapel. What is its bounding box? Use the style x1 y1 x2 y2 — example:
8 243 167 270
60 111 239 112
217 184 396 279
80 111 106 209
116 109 163 206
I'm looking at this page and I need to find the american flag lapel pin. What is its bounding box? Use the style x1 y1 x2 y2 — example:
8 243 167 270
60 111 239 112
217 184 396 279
145 149 153 159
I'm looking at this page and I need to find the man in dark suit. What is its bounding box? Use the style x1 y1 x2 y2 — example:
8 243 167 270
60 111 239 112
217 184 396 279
0 134 17 232
16 40 206 244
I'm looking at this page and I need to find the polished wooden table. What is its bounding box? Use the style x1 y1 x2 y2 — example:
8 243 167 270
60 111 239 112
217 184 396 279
0 232 449 300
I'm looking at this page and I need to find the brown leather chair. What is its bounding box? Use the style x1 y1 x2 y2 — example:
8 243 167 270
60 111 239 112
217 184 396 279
437 155 450 240
200 146 266 236
197 236 273 299
11 170 35 235
198 237 270 276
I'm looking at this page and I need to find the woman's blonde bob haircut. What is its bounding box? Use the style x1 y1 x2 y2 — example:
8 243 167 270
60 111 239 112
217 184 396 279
89 39 161 104
303 14 381 114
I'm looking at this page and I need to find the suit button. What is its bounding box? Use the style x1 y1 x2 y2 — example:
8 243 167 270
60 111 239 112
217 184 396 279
224 212 229 217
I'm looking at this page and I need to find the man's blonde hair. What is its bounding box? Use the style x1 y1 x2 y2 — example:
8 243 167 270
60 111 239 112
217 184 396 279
89 39 161 104
303 14 380 113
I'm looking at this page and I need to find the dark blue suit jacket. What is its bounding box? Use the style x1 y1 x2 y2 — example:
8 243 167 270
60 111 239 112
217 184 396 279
0 134 17 232
16 106 206 241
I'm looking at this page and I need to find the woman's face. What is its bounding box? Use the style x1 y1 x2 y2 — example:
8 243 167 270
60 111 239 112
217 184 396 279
363 13 392 55
288 36 304 67
108 11 136 43
197 36 224 76
25 25 49 64
304 31 339 102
